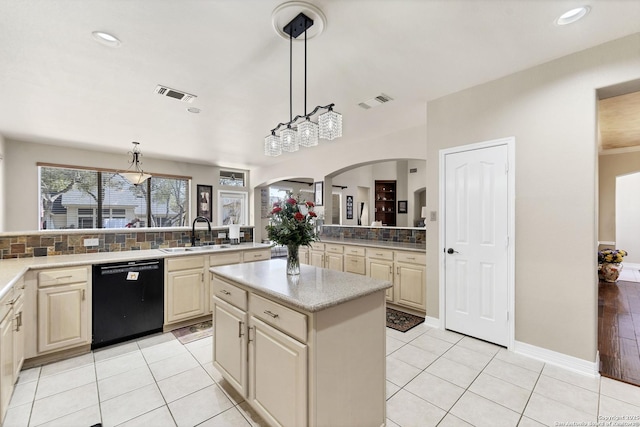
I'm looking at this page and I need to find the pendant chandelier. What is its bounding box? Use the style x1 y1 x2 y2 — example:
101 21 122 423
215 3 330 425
120 142 152 185
264 5 342 157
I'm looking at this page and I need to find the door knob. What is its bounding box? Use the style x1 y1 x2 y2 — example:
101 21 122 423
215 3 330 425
447 248 459 254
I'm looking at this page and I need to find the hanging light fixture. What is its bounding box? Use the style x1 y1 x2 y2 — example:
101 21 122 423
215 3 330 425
120 142 152 185
264 5 342 156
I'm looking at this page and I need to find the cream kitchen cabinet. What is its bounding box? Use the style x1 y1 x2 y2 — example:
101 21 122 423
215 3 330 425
343 245 365 275
366 248 395 302
211 261 388 427
242 248 271 263
324 243 344 272
165 256 206 324
308 242 325 268
394 251 427 311
12 279 24 380
298 246 309 265
37 267 90 354
0 287 14 422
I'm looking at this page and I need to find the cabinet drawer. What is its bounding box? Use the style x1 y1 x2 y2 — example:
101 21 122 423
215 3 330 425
325 244 344 254
38 267 88 287
310 242 324 251
243 249 271 263
395 251 426 265
344 246 365 256
344 255 366 275
166 255 205 272
250 294 307 343
210 252 242 267
212 276 247 310
366 248 394 261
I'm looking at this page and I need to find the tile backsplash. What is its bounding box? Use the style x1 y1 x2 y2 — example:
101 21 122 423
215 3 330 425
0 227 254 259
320 226 425 245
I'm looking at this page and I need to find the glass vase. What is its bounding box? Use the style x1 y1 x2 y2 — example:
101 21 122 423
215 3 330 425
286 244 300 276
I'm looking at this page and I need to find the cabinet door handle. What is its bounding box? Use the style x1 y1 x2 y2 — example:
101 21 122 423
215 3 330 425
201 273 204 282
82 289 85 300
248 326 255 343
396 266 400 275
389 266 392 275
254 254 261 258
406 256 415 260
55 275 73 280
6 299 15 306
264 310 279 319
238 321 244 338
220 289 231 295
13 312 22 332
376 253 383 256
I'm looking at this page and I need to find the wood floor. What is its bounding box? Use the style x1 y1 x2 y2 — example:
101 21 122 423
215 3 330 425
598 279 640 385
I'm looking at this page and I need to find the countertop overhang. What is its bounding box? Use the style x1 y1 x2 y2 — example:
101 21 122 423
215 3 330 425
211 259 392 313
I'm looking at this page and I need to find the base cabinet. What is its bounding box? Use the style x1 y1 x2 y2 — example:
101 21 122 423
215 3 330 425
395 255 427 311
212 297 247 396
0 292 14 422
249 317 307 427
368 258 394 302
165 256 206 324
37 267 90 354
212 272 386 427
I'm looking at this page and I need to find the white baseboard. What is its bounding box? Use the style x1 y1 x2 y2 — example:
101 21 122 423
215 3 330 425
514 341 600 378
424 316 439 328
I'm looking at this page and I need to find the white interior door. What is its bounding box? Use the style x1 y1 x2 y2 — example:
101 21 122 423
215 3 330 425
444 144 510 346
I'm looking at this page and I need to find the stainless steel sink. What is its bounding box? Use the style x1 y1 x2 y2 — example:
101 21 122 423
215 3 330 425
160 245 232 253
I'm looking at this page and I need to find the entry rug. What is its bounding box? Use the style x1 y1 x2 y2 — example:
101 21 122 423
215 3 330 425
386 307 425 333
172 320 213 344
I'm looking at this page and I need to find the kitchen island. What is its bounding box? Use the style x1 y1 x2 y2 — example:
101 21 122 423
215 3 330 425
210 259 391 427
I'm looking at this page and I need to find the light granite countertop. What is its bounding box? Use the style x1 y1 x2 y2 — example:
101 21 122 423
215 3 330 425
315 237 425 252
0 242 272 299
210 259 392 313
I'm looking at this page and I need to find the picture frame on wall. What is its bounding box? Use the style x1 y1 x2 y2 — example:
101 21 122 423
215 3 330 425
398 200 408 214
197 184 213 221
314 181 324 206
346 195 353 219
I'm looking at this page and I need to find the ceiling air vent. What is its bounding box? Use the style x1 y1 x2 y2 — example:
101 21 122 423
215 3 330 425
358 93 393 109
154 85 197 103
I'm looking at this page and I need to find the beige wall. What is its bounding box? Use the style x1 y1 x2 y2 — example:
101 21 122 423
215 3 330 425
426 33 640 362
4 139 248 232
598 150 640 248
0 134 5 231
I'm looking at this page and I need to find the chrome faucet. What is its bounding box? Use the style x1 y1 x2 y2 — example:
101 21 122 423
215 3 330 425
191 216 211 246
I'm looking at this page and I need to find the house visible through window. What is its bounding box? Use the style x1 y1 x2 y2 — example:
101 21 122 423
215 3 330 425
39 165 189 230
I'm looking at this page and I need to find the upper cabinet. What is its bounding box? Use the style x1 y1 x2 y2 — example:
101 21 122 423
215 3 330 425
374 180 397 226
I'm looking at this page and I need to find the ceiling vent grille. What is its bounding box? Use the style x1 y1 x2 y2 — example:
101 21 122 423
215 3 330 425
358 93 393 109
154 85 197 103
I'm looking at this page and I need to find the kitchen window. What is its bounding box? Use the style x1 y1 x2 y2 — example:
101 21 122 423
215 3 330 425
38 165 189 230
219 170 245 187
218 190 247 225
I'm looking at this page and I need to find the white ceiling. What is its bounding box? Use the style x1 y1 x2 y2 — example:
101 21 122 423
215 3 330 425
1 1 639 170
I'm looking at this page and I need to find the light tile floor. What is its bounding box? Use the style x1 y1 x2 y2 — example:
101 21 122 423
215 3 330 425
4 324 640 427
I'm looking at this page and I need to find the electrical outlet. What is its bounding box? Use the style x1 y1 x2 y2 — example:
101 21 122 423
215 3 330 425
218 232 226 239
430 211 437 221
84 238 99 247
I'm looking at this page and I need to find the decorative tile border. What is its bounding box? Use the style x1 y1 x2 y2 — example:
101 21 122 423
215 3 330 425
0 228 254 259
320 226 425 245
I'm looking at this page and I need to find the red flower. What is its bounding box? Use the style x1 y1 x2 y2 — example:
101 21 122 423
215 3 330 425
286 198 297 205
294 212 304 221
271 206 282 214
308 211 317 217
305 201 315 208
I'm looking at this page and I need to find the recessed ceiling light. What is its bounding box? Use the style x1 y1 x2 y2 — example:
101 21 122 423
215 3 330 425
187 107 201 114
91 31 121 47
556 6 591 26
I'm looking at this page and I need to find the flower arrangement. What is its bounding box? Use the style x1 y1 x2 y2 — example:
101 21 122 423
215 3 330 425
598 249 628 264
266 194 318 248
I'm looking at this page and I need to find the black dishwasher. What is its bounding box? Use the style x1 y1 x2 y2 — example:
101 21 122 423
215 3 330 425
92 259 164 349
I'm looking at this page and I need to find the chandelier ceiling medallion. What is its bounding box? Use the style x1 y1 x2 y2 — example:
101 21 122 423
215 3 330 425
120 141 152 186
265 2 342 157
